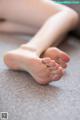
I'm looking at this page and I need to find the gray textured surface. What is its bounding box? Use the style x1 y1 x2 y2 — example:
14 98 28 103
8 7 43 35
0 3 80 120
0 33 80 120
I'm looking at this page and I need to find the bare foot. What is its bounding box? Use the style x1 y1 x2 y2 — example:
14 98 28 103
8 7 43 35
4 48 64 85
42 47 70 69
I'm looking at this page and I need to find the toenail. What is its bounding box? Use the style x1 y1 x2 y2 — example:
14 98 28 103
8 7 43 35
62 55 70 62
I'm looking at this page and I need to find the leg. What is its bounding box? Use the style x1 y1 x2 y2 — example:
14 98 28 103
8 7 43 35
0 20 70 68
21 9 78 55
0 20 38 35
0 0 75 68
20 1 78 68
3 0 79 84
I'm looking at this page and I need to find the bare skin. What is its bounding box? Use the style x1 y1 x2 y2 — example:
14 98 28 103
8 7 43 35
0 21 69 84
42 47 70 68
4 48 64 84
0 0 79 84
0 21 70 69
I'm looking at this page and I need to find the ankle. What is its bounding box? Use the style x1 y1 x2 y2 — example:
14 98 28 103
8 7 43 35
20 44 41 56
20 44 37 51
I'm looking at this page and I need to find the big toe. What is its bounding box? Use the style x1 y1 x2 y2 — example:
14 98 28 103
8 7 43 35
59 50 70 62
42 47 70 69
43 47 70 62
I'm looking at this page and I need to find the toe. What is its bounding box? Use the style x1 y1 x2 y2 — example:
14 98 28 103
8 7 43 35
37 58 64 84
50 64 64 81
41 57 53 67
48 60 61 71
55 57 67 68
60 51 70 62
42 57 51 63
43 47 70 63
56 67 64 80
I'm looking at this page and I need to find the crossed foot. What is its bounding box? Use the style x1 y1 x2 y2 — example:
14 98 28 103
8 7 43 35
4 46 70 85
